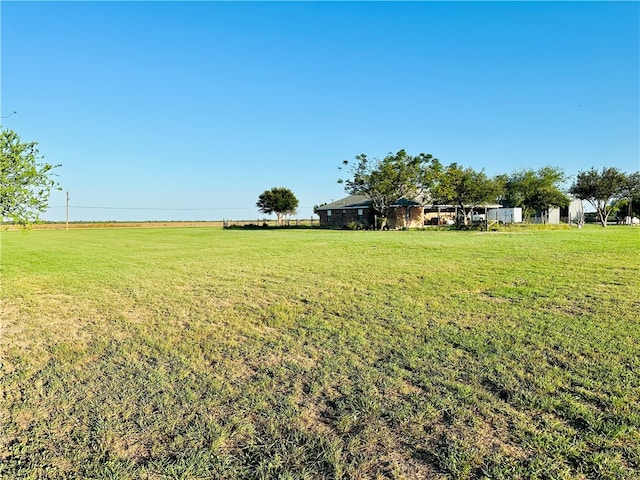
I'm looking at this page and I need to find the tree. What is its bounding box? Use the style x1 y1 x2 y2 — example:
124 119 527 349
621 172 640 219
569 167 633 227
430 163 501 227
500 166 570 223
614 197 640 220
339 149 438 226
1 129 60 226
256 187 299 225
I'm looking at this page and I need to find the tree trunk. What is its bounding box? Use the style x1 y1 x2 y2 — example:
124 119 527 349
597 208 608 227
456 205 469 228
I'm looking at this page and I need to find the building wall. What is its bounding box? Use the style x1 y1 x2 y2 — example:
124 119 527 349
318 206 424 229
561 199 584 224
487 208 523 224
318 208 375 228
543 200 584 224
387 206 424 229
548 208 561 224
530 208 560 224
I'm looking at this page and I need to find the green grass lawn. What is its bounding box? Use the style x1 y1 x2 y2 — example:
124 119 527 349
1 226 639 479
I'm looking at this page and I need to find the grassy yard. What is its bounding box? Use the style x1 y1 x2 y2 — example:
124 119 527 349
1 226 639 479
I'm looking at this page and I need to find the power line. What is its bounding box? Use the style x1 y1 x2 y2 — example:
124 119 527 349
49 205 315 211
68 206 218 211
50 206 225 211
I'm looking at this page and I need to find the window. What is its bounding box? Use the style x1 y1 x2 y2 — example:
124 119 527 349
327 210 331 216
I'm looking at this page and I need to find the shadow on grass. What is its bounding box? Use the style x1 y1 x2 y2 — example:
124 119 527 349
223 224 322 230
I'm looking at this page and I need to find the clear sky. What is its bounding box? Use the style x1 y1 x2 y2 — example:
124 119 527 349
2 1 638 221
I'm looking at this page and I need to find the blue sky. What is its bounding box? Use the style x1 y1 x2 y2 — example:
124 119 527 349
2 1 638 221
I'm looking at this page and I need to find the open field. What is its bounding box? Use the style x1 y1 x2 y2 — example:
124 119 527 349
10 221 226 230
1 219 318 231
1 226 639 479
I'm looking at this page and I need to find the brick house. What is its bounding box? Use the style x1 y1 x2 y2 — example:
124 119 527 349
315 195 429 229
315 195 376 229
316 195 505 229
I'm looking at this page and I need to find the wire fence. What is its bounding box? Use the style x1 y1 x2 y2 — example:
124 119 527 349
44 204 319 225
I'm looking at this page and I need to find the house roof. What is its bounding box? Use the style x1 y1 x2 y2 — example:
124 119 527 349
315 195 373 211
391 198 422 207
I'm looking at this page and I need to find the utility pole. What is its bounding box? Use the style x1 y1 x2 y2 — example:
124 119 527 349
66 191 70 230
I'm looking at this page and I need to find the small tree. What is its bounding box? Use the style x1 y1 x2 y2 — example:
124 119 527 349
339 149 438 227
256 187 299 225
431 163 500 227
1 129 60 226
569 167 632 227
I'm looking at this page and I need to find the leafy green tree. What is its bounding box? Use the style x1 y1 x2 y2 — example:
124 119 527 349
612 197 640 220
339 149 438 224
256 187 299 225
569 167 632 227
500 166 570 222
621 172 640 219
1 129 60 226
431 163 500 227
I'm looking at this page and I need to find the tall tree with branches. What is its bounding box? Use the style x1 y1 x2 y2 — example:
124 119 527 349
431 163 501 227
499 166 570 222
339 149 439 226
569 167 633 227
621 172 640 220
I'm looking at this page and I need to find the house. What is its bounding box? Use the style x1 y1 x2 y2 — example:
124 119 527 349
315 195 376 229
316 195 504 229
315 195 430 229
